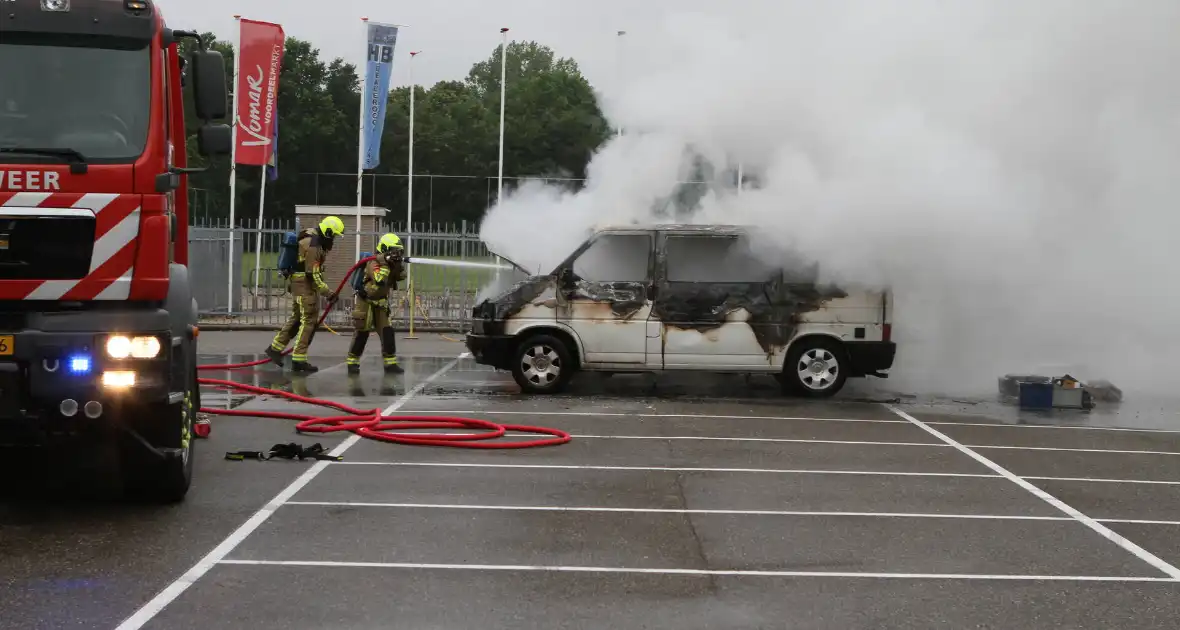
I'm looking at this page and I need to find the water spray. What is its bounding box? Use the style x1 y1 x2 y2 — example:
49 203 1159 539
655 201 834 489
408 257 516 272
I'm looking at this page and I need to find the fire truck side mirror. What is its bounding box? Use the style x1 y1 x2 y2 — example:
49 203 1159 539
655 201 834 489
197 124 232 157
189 49 228 122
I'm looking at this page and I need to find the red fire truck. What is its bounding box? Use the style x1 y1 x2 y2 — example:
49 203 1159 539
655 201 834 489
0 0 231 502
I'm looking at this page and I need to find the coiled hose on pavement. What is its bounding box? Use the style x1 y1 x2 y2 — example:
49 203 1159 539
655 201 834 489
193 256 571 449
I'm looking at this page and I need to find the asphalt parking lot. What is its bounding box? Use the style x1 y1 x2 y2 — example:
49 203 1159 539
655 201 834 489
3 332 1180 629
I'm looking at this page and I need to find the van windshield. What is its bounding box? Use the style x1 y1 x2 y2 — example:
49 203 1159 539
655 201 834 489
0 34 151 163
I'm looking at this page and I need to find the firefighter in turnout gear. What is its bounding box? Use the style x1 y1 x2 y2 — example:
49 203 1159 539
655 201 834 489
346 232 406 374
264 216 344 373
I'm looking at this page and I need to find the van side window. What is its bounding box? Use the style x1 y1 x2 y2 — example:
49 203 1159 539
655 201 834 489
665 235 775 282
572 234 650 282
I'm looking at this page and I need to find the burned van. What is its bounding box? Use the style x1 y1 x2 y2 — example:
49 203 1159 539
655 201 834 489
465 224 895 396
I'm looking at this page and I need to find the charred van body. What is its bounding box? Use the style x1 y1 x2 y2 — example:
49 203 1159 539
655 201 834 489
467 224 896 396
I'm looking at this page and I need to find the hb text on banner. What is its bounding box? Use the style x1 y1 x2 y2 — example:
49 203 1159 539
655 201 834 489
236 18 285 166
361 21 399 170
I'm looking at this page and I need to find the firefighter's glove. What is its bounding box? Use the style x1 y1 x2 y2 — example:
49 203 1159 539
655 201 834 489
327 292 339 306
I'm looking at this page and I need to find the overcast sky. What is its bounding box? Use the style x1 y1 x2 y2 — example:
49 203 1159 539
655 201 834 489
154 0 675 93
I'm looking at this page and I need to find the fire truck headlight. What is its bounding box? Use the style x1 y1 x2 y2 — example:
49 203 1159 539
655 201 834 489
106 336 131 359
105 335 161 359
41 0 71 12
130 336 161 358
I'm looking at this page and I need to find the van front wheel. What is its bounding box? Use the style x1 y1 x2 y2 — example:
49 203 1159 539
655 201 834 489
511 333 575 394
780 337 848 398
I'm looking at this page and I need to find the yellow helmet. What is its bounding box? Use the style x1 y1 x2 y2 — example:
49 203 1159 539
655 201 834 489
318 216 345 239
377 233 403 253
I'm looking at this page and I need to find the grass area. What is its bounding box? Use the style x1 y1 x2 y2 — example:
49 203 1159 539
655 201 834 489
239 251 505 293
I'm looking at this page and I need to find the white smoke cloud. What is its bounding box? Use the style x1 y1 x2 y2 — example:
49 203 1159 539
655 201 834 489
479 0 1180 397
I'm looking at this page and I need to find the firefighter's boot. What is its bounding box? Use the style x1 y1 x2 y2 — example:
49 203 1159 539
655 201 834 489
291 360 319 374
347 364 360 375
264 347 285 366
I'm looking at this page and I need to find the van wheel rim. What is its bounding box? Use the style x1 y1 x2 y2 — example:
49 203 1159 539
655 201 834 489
797 348 838 390
521 344 561 386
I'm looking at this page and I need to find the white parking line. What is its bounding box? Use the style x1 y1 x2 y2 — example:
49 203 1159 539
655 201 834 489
566 434 1180 456
112 353 468 630
215 559 1179 582
284 501 1071 521
334 461 999 477
351 429 1180 457
282 501 1180 526
401 409 910 424
401 409 1180 435
970 444 1180 456
1101 518 1180 526
926 421 1180 434
1025 475 1180 486
332 461 1180 487
573 435 939 447
885 405 1180 580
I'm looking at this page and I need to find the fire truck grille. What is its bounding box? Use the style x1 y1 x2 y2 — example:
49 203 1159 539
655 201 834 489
0 215 95 280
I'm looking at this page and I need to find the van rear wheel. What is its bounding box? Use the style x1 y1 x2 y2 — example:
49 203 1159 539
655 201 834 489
511 333 575 394
780 337 848 398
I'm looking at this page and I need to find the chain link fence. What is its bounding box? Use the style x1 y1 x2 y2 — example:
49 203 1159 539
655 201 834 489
185 169 734 331
191 219 526 332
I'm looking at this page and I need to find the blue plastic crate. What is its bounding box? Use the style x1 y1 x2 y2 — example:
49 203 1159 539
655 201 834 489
1018 381 1055 409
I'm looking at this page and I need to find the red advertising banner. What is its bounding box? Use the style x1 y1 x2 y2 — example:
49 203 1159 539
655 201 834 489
235 18 285 166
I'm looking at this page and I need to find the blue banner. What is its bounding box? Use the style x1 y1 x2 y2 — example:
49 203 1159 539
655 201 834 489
362 22 399 170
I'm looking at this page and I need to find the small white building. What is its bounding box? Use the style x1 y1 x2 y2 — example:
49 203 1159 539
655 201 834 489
295 204 389 290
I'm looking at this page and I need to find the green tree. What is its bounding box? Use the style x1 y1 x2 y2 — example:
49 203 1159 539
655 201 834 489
177 36 610 229
463 41 610 192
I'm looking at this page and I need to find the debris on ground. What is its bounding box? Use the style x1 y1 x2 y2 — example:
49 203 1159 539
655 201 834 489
998 374 1052 399
998 373 1118 411
1084 379 1123 403
225 442 342 462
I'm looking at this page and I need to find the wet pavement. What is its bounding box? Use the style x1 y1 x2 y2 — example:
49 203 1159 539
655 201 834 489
2 332 1180 629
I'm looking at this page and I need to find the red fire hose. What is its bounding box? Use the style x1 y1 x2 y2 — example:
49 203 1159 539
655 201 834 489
193 256 570 449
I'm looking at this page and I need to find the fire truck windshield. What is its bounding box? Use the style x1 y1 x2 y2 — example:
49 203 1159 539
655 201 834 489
0 34 150 163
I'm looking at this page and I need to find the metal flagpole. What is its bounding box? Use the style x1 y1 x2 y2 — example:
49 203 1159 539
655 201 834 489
254 167 266 297
493 27 509 284
407 51 418 258
355 16 369 262
227 14 241 313
616 29 625 137
405 50 419 339
496 27 508 207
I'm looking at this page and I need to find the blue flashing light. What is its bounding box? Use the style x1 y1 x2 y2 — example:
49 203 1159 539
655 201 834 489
68 355 92 374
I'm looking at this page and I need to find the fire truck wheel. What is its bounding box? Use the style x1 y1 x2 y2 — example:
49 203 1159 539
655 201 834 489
121 352 196 503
